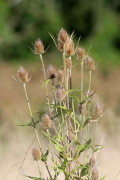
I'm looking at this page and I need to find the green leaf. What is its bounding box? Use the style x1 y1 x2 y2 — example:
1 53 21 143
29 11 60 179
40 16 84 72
80 165 89 177
74 139 91 158
25 175 46 180
41 150 49 162
82 118 90 128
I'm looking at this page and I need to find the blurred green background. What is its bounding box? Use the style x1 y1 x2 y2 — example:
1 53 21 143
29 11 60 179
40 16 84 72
0 0 120 65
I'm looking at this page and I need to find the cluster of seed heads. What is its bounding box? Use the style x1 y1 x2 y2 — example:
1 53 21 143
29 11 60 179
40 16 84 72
16 28 104 179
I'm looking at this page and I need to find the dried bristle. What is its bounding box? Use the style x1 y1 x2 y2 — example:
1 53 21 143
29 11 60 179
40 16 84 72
77 47 86 60
91 167 99 180
65 58 72 69
47 65 56 79
17 66 29 83
86 56 95 71
32 148 40 161
56 87 65 101
57 70 64 83
34 39 44 54
42 114 51 129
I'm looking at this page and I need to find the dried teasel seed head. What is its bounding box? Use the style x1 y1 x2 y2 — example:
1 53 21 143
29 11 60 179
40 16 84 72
65 37 75 56
34 39 44 54
42 113 51 129
89 156 96 168
65 58 72 69
58 41 64 52
94 103 103 118
32 148 40 161
76 47 86 60
47 65 56 79
79 103 86 115
56 87 65 101
86 56 95 71
91 167 99 180
17 66 30 83
58 28 68 43
57 70 64 83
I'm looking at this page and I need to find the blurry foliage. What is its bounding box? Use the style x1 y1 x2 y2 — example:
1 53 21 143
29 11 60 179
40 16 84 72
0 0 120 63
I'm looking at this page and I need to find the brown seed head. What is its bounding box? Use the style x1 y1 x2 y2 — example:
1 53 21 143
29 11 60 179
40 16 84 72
77 48 86 60
32 148 40 161
57 70 64 83
47 65 56 79
58 28 68 43
92 167 99 180
89 156 96 168
94 103 103 118
17 66 30 83
86 56 95 71
65 58 72 69
34 39 44 54
65 37 75 56
42 114 51 129
56 87 65 101
58 41 64 52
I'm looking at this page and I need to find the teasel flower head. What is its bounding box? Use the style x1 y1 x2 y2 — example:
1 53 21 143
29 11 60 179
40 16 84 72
89 155 96 168
65 37 75 56
91 167 99 180
86 56 95 71
77 47 86 60
34 39 44 54
42 113 51 129
47 65 56 80
57 70 64 83
94 103 103 118
56 87 65 101
32 148 40 161
17 66 30 83
57 28 68 52
58 28 68 43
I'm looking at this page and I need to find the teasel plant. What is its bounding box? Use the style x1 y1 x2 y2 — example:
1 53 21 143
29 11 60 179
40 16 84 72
14 28 105 180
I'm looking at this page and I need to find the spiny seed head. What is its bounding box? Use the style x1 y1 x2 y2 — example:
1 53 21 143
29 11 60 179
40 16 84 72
57 70 64 83
94 103 103 118
92 167 99 180
65 37 75 56
79 103 86 115
58 28 68 43
56 87 65 101
77 47 86 60
47 65 56 79
42 113 51 129
86 56 95 71
58 41 64 52
89 156 96 168
65 58 72 69
34 39 44 54
17 66 30 83
32 148 40 161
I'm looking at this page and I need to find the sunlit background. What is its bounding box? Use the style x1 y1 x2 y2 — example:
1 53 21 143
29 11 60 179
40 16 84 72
0 0 120 180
